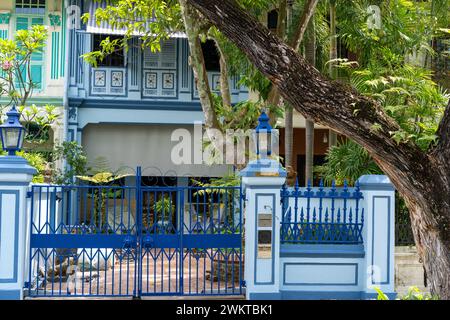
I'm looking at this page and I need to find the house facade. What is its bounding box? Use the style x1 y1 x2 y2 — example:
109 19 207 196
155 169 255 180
0 0 66 154
66 0 252 184
1 0 334 185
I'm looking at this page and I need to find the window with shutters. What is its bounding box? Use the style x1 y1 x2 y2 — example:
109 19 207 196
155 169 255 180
142 39 178 98
15 16 45 91
16 0 46 15
92 34 125 67
143 39 177 69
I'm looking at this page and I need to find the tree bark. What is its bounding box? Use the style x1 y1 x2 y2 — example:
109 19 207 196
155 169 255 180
284 104 294 181
179 0 220 131
214 39 232 110
304 17 315 185
305 119 314 185
328 0 338 147
187 0 450 299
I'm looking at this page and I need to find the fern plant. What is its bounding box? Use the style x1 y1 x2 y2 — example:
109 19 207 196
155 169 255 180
315 140 382 185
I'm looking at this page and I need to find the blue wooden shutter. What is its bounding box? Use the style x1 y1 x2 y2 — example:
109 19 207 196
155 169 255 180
160 39 176 69
143 39 177 69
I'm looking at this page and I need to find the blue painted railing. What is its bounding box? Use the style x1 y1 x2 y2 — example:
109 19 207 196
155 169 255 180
280 180 364 244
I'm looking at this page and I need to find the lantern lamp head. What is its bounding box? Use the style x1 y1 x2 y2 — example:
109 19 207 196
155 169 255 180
254 111 273 159
0 105 25 156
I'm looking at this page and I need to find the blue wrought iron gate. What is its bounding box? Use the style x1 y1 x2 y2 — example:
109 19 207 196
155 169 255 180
27 168 243 297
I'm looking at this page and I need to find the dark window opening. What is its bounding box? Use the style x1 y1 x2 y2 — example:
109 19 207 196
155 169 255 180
16 0 46 8
92 34 125 67
201 40 220 71
267 9 278 31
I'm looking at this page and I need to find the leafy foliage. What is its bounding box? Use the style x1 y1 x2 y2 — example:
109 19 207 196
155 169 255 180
328 0 449 150
340 61 448 149
81 0 183 65
51 141 89 185
400 286 439 300
315 140 382 185
76 172 131 185
155 195 176 220
0 25 47 106
19 104 60 144
0 25 60 145
374 286 439 300
0 149 47 183
18 151 47 183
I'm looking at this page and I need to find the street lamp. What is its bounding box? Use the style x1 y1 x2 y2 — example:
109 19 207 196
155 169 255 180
0 105 25 156
254 111 272 159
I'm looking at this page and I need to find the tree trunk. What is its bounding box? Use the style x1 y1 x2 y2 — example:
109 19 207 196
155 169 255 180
284 1 294 183
305 119 314 185
179 0 219 131
187 0 450 299
328 1 338 147
304 17 315 185
214 39 232 109
284 104 294 182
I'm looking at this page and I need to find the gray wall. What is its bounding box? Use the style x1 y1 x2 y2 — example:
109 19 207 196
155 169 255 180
82 123 231 177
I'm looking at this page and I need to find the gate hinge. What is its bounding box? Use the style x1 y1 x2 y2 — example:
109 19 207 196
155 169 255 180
26 191 33 198
241 280 246 287
240 193 246 201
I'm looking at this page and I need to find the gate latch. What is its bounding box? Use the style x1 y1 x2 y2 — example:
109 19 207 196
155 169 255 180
122 235 134 248
142 236 154 248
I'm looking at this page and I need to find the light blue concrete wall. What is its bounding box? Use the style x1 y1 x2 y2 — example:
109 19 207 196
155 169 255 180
242 163 397 300
0 156 35 300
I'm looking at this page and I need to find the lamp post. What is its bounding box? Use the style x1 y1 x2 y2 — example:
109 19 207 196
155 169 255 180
0 105 25 156
0 105 35 300
240 112 286 300
254 111 272 159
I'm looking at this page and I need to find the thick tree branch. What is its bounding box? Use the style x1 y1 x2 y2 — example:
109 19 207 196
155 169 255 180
187 0 450 299
186 0 423 167
433 100 450 164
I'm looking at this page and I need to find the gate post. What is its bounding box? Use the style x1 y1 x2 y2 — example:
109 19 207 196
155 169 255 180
240 159 286 300
0 156 36 300
358 175 396 299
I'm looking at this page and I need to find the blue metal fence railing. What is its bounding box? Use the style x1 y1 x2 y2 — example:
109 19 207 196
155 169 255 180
27 167 243 298
280 179 364 245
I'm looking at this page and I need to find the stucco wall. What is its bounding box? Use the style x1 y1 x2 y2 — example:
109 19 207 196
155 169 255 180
82 123 231 177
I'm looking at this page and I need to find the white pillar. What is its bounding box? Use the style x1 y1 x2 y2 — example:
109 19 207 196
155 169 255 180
240 159 286 299
358 175 396 299
0 156 36 300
